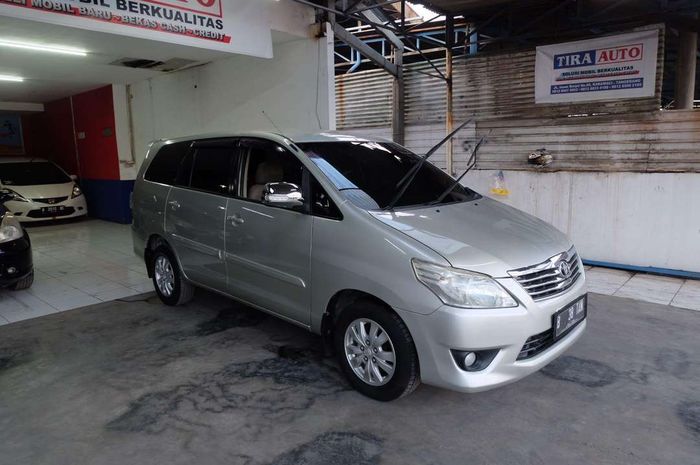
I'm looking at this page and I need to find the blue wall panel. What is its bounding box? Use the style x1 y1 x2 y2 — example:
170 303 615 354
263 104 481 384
80 179 134 224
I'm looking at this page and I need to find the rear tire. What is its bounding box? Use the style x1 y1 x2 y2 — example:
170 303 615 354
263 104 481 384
11 271 34 290
334 299 420 401
150 246 193 306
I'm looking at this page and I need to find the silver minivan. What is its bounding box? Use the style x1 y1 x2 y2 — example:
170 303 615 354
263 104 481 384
132 132 587 401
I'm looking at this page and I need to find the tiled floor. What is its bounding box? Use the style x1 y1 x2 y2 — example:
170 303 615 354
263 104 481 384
0 219 152 325
0 219 697 325
584 265 700 311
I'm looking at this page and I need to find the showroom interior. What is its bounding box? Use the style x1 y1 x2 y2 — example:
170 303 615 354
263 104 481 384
0 0 699 464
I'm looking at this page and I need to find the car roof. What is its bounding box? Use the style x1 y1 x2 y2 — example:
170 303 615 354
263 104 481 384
288 132 394 144
153 131 394 147
0 157 49 163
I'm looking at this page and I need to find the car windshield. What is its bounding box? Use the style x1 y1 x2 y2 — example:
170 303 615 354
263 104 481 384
0 162 70 186
298 140 479 210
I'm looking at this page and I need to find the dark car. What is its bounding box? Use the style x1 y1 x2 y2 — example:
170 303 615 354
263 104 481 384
0 190 33 290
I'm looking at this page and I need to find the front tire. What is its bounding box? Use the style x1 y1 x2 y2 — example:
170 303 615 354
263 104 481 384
334 299 420 401
150 246 193 306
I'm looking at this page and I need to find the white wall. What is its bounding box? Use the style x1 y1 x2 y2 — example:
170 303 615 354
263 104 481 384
462 170 700 273
112 84 137 181
129 34 334 171
126 0 331 172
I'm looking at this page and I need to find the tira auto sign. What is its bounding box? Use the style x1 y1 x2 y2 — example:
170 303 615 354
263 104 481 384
535 30 659 104
0 0 272 57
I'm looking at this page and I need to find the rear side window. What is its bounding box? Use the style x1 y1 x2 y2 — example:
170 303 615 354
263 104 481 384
190 147 237 195
144 141 191 184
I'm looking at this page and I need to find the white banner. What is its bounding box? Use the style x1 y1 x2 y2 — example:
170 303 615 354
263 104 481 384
0 0 273 58
535 31 659 104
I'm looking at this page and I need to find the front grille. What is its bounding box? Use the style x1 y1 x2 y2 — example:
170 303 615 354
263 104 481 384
508 247 581 301
517 328 554 360
32 196 68 204
27 207 75 218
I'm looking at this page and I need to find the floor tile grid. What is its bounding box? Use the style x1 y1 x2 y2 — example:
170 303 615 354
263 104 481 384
669 279 700 311
0 220 153 324
583 267 635 295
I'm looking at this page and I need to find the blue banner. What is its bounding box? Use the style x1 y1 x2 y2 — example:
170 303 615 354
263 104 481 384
0 114 22 147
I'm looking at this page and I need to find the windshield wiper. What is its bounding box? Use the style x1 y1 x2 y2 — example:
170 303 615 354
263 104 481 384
385 118 473 210
428 136 485 206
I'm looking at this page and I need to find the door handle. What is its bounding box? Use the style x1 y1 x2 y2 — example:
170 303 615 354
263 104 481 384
168 200 180 210
227 214 245 226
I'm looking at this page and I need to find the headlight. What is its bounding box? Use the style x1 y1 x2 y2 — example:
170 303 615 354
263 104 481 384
0 188 28 202
412 259 517 309
71 184 82 198
0 214 24 243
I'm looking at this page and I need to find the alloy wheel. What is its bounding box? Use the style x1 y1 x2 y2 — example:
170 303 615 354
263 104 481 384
344 318 396 386
154 255 175 297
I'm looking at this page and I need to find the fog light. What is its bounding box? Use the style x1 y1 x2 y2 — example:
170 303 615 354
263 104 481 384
463 352 477 367
451 349 500 372
7 266 17 274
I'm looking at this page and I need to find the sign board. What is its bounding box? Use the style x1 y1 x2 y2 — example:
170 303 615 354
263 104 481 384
0 114 23 148
535 31 659 104
0 0 273 58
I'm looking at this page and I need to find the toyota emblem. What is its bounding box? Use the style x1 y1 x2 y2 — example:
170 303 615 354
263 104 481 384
558 260 572 278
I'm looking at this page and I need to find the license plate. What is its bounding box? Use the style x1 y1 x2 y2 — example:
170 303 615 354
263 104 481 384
553 295 587 339
42 206 65 214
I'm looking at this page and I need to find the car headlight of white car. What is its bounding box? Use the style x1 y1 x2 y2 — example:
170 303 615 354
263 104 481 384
0 188 29 202
71 184 83 198
0 214 24 243
412 259 517 309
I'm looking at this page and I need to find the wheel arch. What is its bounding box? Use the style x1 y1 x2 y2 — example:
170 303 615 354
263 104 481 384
320 289 406 355
144 234 171 278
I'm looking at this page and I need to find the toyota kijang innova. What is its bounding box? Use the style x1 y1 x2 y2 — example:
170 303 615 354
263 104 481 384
132 132 587 401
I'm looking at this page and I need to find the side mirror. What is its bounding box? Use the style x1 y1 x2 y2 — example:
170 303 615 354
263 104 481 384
263 182 303 208
70 174 78 181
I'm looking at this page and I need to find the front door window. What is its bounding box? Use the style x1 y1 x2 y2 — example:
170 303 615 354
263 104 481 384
241 139 304 206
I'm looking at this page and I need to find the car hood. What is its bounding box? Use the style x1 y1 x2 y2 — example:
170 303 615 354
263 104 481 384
1 182 73 200
370 197 572 277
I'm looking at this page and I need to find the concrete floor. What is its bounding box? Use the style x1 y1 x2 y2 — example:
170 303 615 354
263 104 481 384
0 291 698 465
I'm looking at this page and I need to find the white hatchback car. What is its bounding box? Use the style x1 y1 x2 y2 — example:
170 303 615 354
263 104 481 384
0 158 88 222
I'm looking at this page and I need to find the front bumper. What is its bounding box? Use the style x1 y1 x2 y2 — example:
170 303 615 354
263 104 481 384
0 234 33 287
397 273 588 393
4 195 88 223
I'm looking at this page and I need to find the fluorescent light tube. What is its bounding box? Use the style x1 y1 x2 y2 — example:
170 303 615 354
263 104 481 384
0 75 24 82
0 39 87 56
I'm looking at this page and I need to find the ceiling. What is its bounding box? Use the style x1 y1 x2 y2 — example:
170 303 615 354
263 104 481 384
416 0 547 15
0 16 254 104
417 0 700 18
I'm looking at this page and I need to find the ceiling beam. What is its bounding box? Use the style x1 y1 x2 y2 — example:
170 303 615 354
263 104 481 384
358 3 404 49
332 22 399 75
292 0 403 35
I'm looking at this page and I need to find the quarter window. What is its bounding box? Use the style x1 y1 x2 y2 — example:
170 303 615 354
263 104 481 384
311 176 342 220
